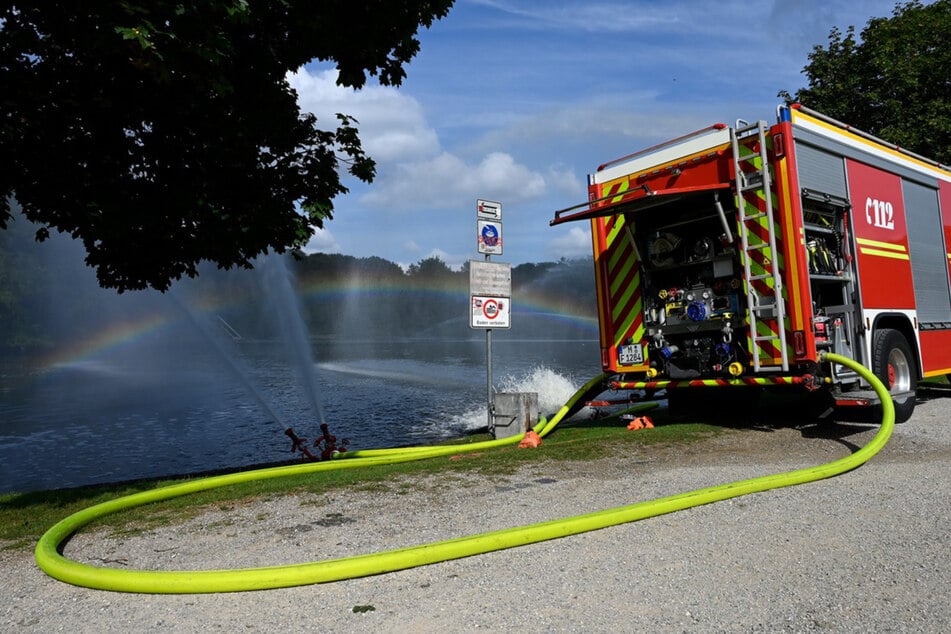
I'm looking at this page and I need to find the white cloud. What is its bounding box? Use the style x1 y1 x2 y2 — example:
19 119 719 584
361 151 547 210
545 164 586 198
289 68 439 162
302 227 341 254
547 226 592 260
290 66 553 214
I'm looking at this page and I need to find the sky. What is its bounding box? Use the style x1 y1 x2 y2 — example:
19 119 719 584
290 0 907 271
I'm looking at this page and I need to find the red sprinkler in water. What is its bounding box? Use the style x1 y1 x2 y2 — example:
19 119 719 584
284 428 316 460
315 422 350 460
285 424 350 461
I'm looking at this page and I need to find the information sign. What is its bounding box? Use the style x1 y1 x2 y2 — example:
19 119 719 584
469 260 511 296
477 199 502 220
470 295 511 328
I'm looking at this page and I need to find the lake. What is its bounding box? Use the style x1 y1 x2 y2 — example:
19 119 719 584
0 336 602 494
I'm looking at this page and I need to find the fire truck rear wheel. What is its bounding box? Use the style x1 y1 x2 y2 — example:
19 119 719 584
871 328 917 424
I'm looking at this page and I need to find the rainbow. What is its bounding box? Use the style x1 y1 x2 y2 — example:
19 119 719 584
30 284 234 373
295 276 599 337
34 273 598 373
36 311 175 372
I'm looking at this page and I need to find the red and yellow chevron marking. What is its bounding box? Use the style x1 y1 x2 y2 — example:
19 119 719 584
607 177 630 204
594 180 644 368
610 375 829 390
604 216 643 357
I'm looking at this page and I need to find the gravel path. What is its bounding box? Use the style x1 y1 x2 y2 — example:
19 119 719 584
2 392 949 633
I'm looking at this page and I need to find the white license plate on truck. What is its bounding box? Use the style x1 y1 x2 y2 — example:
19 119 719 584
618 343 644 365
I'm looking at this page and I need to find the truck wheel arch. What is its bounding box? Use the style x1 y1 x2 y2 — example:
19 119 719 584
869 324 918 423
870 314 921 377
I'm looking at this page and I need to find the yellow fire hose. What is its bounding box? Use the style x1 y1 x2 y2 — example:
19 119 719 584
35 353 893 593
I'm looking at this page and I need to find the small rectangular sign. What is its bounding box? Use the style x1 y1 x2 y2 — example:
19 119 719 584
617 343 645 365
469 260 511 296
477 199 502 220
470 295 511 329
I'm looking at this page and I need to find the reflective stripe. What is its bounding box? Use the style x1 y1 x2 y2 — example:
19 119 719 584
612 375 827 389
859 248 911 261
856 237 910 261
856 237 906 252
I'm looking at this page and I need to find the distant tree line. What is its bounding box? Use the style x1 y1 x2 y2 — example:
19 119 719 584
0 220 596 350
288 253 596 340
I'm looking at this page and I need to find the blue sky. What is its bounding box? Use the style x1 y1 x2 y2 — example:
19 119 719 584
292 0 906 271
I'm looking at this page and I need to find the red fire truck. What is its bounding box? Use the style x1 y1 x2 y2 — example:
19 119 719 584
552 104 951 422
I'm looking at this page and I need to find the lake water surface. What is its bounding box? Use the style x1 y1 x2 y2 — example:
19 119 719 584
0 337 601 494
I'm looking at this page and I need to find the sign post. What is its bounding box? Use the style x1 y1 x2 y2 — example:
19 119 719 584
469 259 511 430
470 200 508 431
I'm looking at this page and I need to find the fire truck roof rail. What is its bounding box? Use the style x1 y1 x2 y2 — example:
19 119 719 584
597 123 729 172
789 103 951 172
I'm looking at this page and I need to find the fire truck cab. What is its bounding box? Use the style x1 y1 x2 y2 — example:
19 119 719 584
552 104 951 422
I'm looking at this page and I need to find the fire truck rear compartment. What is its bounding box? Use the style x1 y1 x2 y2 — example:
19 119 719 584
632 195 748 378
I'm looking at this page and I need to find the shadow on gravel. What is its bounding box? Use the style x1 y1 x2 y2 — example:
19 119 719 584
678 391 879 456
571 381 951 456
917 383 951 401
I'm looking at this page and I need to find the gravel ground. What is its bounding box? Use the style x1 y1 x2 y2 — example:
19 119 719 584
2 391 949 633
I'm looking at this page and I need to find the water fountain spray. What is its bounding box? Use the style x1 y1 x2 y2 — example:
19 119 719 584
260 254 328 426
169 291 286 426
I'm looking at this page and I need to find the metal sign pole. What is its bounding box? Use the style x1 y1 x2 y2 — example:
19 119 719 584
486 327 493 430
485 252 493 431
472 198 506 434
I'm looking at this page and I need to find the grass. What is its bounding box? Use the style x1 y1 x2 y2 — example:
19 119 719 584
0 410 724 551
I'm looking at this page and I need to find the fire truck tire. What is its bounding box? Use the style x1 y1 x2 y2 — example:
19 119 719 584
871 328 917 424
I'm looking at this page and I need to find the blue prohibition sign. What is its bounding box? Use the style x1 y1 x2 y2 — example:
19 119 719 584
481 223 499 247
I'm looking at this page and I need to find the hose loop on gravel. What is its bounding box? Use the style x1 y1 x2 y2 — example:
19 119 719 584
35 353 893 593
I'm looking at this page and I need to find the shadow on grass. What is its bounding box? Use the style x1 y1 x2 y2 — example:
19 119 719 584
556 381 930 458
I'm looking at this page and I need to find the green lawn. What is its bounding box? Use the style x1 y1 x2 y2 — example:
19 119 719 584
0 410 722 551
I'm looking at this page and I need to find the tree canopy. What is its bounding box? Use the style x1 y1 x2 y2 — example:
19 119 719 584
0 1 454 292
780 0 951 164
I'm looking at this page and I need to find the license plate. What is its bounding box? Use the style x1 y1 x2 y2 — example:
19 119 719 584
618 343 644 365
